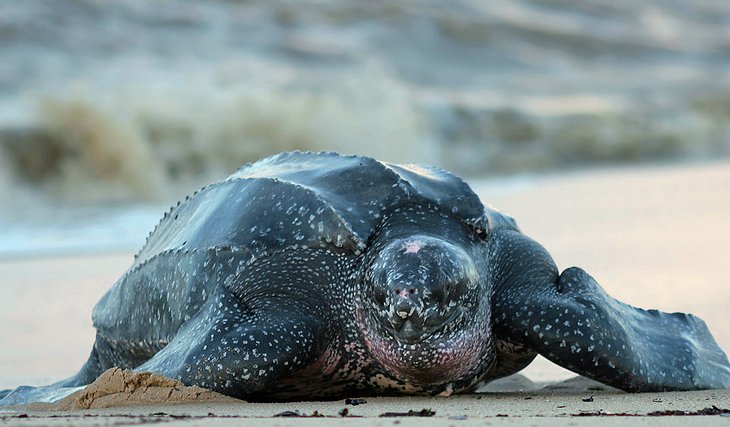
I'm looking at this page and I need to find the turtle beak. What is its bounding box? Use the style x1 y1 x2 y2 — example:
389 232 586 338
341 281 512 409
387 291 427 343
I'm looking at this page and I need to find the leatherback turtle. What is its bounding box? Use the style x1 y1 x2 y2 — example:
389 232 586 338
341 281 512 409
2 151 730 404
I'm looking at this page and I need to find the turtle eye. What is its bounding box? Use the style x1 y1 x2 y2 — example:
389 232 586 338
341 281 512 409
373 289 387 307
447 279 468 298
427 279 467 305
427 288 445 304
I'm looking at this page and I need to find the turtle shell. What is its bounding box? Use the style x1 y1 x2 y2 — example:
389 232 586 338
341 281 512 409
135 151 488 265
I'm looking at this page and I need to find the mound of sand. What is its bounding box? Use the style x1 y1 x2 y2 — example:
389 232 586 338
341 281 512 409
29 368 236 410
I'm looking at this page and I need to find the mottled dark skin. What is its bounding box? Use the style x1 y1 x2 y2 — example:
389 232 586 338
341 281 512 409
2 151 730 405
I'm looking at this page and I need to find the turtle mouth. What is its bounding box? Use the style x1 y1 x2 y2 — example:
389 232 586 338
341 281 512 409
383 307 465 344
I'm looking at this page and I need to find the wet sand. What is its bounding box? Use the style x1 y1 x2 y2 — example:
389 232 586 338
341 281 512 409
1 160 730 424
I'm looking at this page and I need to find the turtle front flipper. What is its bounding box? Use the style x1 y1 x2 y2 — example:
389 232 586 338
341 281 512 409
491 229 730 392
544 267 730 391
133 284 329 401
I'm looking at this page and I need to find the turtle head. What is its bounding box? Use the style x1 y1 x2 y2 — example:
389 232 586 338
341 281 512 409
366 236 480 344
358 228 493 390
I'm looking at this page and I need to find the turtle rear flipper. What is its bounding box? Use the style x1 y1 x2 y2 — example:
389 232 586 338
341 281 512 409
0 384 84 407
0 333 153 407
491 231 730 392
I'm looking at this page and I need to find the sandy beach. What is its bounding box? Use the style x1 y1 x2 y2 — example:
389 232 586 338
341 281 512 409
1 160 729 425
3 387 730 426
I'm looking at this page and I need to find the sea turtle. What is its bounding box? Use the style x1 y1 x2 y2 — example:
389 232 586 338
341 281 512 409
2 151 730 404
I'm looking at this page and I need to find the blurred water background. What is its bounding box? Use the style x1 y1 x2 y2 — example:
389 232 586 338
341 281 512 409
1 0 730 255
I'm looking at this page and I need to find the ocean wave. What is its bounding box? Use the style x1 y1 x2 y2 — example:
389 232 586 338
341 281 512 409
1 0 730 205
1 69 436 203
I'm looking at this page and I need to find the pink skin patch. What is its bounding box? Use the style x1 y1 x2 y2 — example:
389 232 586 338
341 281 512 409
402 240 424 254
